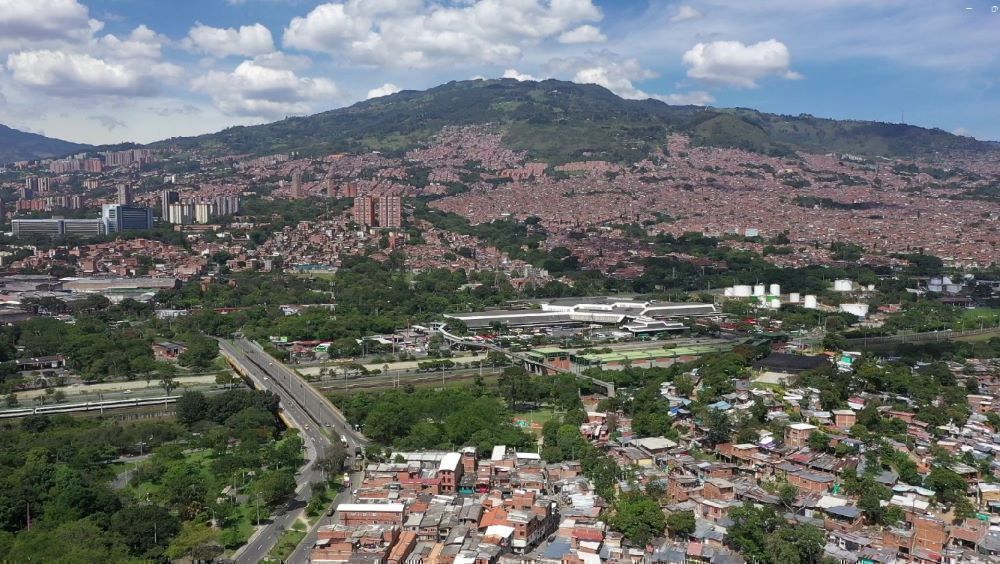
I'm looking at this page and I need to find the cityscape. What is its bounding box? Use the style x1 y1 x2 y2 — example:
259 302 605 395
0 1 998 564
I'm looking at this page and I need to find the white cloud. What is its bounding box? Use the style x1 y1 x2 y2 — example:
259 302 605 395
682 39 799 87
184 22 275 58
0 0 101 42
670 5 702 23
192 60 337 118
252 51 313 71
502 68 538 82
283 0 602 68
98 25 167 61
366 82 400 99
5 50 161 97
558 24 606 44
655 90 715 106
563 55 656 99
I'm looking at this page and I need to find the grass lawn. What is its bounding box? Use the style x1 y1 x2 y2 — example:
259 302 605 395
266 522 307 562
513 407 557 434
955 308 1000 331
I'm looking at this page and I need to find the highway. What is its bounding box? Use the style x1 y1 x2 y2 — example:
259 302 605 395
219 338 367 564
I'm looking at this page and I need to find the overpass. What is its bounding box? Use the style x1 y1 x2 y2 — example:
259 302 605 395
439 326 616 397
219 338 368 563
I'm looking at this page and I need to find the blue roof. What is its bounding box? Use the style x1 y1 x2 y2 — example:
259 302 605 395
541 538 572 559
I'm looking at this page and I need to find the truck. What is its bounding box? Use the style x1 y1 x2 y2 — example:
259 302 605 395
339 434 348 447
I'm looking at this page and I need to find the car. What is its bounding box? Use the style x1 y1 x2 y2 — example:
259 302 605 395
304 424 310 430
122 390 131 395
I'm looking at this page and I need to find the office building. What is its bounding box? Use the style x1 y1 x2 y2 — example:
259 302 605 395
160 190 179 219
12 218 105 238
101 204 152 233
117 183 133 205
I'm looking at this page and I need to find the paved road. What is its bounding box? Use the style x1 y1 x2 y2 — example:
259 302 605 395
219 339 366 564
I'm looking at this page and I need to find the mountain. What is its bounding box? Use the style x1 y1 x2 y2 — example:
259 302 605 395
151 79 997 163
0 124 92 164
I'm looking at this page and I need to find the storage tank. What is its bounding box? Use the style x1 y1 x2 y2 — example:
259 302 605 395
769 284 781 296
769 298 781 309
733 285 752 297
753 284 766 296
833 279 853 292
839 303 869 318
724 287 735 297
788 292 801 303
803 295 818 309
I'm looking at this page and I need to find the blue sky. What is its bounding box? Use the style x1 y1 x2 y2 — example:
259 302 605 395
0 0 997 145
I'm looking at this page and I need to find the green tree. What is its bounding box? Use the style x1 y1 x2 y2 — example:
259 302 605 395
766 523 825 564
702 408 732 447
926 466 968 506
608 493 666 547
727 502 782 563
252 469 297 508
665 510 695 538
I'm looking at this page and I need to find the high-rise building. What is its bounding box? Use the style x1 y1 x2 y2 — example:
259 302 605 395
291 171 303 198
212 195 240 216
117 183 133 205
353 196 378 227
160 189 179 219
24 176 50 195
325 179 336 198
168 202 194 225
102 204 152 233
194 203 212 224
377 195 402 228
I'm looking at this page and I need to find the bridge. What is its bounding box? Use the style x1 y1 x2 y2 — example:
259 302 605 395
0 396 179 419
439 326 616 397
844 327 1000 348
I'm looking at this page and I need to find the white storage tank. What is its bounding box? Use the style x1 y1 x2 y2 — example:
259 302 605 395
839 303 869 318
789 292 801 303
769 298 781 309
753 284 766 296
724 287 735 297
833 279 853 292
803 295 818 309
733 285 752 297
769 284 781 296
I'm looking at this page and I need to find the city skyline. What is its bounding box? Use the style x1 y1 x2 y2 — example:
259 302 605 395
0 0 997 145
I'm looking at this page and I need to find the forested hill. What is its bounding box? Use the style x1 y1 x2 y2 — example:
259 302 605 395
0 124 92 164
150 78 997 163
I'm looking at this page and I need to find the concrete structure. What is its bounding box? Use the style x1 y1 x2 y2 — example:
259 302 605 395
101 204 152 232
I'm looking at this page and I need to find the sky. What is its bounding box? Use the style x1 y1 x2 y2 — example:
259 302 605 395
0 0 997 145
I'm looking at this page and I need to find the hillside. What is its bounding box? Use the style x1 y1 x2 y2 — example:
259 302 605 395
151 78 996 163
0 124 92 164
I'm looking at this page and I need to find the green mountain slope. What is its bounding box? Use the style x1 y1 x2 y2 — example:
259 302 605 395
0 124 92 164
151 78 996 162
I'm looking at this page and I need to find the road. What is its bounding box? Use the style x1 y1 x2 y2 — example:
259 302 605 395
219 339 367 564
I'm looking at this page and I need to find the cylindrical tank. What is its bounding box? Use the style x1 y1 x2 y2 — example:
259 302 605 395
753 284 766 296
789 292 801 303
733 285 752 297
724 287 734 297
769 284 781 296
769 298 781 309
833 279 852 292
803 295 818 309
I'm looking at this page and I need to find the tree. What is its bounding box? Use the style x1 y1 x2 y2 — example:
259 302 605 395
159 377 178 396
727 502 782 563
766 523 825 564
665 510 695 538
498 366 533 408
109 503 181 558
316 445 347 479
608 493 666 547
252 469 297 508
175 391 209 425
4 393 18 408
702 408 732 447
807 430 831 453
777 481 799 510
926 466 968 505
